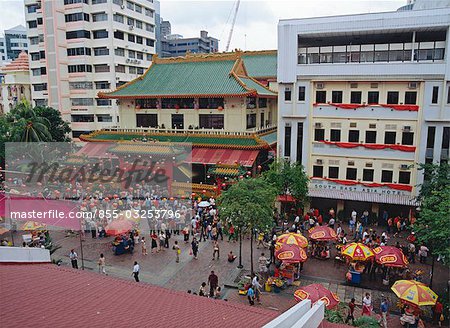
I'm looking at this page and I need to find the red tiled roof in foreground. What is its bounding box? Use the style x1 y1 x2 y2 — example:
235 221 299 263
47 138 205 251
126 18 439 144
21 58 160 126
0 264 278 328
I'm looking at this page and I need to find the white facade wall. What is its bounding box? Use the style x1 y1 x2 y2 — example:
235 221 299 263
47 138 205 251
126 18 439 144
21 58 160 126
277 7 450 208
24 0 156 138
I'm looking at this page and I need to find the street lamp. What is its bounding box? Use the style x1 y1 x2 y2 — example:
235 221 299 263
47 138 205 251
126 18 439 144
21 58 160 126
237 228 243 269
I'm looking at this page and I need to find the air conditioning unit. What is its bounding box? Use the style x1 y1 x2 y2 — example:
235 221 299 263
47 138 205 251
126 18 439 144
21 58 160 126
350 122 357 128
350 83 358 89
403 126 412 132
126 58 131 63
365 162 373 168
316 159 323 165
408 82 418 89
120 4 125 9
348 161 355 166
316 82 325 89
369 124 376 129
129 25 134 30
315 122 322 128
400 164 409 170
370 83 379 89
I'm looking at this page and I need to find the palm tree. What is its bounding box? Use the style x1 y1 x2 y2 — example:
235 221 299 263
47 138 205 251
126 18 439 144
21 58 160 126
7 100 52 142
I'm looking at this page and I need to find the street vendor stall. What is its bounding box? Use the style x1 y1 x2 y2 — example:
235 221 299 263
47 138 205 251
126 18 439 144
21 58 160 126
274 243 308 284
341 242 374 285
373 246 409 285
308 226 337 259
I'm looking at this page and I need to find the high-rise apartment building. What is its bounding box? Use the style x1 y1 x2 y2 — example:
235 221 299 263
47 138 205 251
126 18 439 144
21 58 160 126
0 37 6 63
160 30 219 58
24 0 156 138
277 1 450 217
3 25 28 61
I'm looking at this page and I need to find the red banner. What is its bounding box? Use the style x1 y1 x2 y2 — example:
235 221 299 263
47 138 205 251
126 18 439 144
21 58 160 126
320 141 416 153
313 103 419 112
313 177 413 192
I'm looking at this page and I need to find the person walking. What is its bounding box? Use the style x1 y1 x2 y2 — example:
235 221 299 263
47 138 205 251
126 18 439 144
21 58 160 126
158 231 165 252
69 249 78 269
141 237 148 255
212 240 220 260
362 293 372 316
247 285 255 305
132 261 140 282
217 221 223 241
208 270 218 297
380 297 389 328
419 244 429 263
173 240 180 263
191 237 199 259
228 224 235 242
258 253 269 278
150 232 158 253
345 298 356 325
252 275 262 304
98 253 106 274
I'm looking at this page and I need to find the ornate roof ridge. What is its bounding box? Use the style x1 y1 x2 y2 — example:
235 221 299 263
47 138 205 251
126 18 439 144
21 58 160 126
241 50 277 56
152 51 243 64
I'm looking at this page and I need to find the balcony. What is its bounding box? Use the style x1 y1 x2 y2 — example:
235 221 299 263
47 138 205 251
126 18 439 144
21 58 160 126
313 103 419 120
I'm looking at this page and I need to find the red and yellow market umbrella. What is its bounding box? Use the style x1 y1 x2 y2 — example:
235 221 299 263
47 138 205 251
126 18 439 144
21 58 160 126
341 242 374 261
294 283 340 309
275 243 308 263
373 246 409 268
391 280 438 307
105 219 133 236
308 226 338 241
276 232 308 248
20 221 46 231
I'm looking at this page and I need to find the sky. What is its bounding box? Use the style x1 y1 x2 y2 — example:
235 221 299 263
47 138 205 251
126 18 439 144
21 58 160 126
1 0 407 51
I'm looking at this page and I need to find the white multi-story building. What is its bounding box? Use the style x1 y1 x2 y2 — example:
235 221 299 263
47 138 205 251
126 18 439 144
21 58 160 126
277 0 450 218
24 0 156 138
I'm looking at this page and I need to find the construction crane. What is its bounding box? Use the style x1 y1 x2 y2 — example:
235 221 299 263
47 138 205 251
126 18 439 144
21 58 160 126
225 0 241 52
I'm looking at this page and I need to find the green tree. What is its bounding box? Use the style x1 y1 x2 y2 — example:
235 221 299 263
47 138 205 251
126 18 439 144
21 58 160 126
34 106 71 142
218 177 276 273
262 159 309 213
415 163 450 271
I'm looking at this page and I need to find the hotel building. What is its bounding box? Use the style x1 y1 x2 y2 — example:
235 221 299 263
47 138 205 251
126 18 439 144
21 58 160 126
24 0 157 138
277 2 450 217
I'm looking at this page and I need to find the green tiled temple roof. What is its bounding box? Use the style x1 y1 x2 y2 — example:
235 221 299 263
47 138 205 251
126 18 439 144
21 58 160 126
242 51 277 79
80 131 269 150
259 131 277 145
98 52 276 99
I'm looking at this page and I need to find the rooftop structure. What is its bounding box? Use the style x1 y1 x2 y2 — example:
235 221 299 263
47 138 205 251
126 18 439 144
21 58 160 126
2 25 28 61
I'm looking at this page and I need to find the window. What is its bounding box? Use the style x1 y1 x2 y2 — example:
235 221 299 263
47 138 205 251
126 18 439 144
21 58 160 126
443 127 450 149
381 170 393 183
199 98 224 109
328 167 339 179
346 168 357 180
115 48 125 56
71 98 94 106
199 114 224 129
350 91 362 104
96 99 111 106
146 24 154 32
113 14 124 23
115 65 125 73
68 65 92 73
426 126 436 148
402 132 414 145
66 30 90 39
171 114 184 129
330 129 341 142
145 38 153 46
348 130 359 143
136 99 158 109
94 64 109 73
27 4 39 13
315 91 326 103
297 122 303 163
447 87 450 104
363 169 374 182
71 115 94 122
33 83 47 91
114 31 124 40
95 81 110 89
258 98 267 108
92 12 107 21
314 128 325 141
69 81 93 89
332 91 343 103
94 47 109 56
136 20 142 29
135 4 142 12
28 21 37 29
128 34 135 43
97 114 112 122
284 88 291 101
366 130 377 144
405 91 417 105
30 37 39 45
432 86 439 104
284 126 291 157
31 52 40 61
247 113 257 129
136 114 158 128
313 166 323 178
129 66 137 74
161 98 195 109
127 17 135 26
64 0 88 4
67 47 91 56
298 86 305 101
92 0 107 3
113 0 123 5
128 50 136 58
127 1 134 10
368 91 379 104
145 8 153 17
65 13 89 22
399 171 411 184
384 131 396 144
387 91 399 104
93 30 108 39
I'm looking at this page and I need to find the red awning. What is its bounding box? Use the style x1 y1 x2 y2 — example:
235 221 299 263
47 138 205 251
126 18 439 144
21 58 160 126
277 195 296 202
76 142 117 158
190 148 259 167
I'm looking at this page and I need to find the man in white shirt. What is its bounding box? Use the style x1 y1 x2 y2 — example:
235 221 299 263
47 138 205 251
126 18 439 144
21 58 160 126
132 261 140 282
351 210 357 220
69 249 78 269
252 275 263 304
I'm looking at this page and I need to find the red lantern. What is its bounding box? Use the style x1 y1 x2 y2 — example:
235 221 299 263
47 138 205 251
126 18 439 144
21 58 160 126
169 197 174 201
217 106 223 111
114 194 118 198
221 183 226 187
257 165 262 170
202 189 207 193
239 175 243 179
247 171 251 175
191 192 196 197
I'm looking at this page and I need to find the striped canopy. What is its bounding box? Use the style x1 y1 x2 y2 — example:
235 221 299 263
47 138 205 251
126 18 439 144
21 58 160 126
373 246 409 268
308 226 338 241
276 233 308 248
391 280 438 306
341 242 374 261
